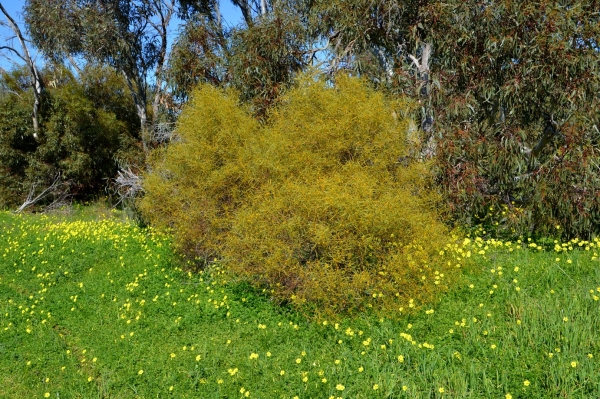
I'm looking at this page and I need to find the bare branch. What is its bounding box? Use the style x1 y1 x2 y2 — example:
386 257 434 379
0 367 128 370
66 54 83 75
408 53 420 70
409 43 432 79
307 42 329 64
261 0 267 16
5 89 23 98
15 174 62 213
41 195 73 214
151 121 176 143
0 1 44 138
0 44 26 61
114 166 144 205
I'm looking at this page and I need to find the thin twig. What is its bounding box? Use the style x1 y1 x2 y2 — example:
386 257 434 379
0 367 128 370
553 263 575 284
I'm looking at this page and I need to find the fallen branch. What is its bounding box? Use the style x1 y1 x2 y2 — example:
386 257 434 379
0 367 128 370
114 166 144 205
15 174 62 213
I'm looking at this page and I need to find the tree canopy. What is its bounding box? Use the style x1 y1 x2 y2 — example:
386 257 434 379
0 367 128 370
0 0 598 237
25 0 176 153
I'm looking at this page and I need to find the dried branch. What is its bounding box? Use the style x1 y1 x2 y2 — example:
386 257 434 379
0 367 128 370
114 166 144 205
15 174 62 213
151 121 176 143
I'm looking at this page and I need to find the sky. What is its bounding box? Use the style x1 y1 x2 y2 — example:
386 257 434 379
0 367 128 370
0 0 243 73
0 0 36 72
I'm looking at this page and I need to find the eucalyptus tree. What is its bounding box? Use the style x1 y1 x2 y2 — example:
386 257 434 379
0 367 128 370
25 0 177 154
167 0 312 117
20 0 598 236
0 2 44 138
424 0 600 238
295 0 600 237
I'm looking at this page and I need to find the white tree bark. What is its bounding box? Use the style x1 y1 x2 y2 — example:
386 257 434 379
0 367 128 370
261 0 268 16
408 42 435 157
150 0 175 128
408 42 432 99
0 2 44 139
15 174 62 213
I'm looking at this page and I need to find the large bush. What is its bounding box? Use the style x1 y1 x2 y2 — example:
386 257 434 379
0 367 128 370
0 65 142 209
0 69 36 208
141 75 455 317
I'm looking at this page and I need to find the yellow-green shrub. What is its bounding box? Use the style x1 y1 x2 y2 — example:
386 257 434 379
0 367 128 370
141 74 455 317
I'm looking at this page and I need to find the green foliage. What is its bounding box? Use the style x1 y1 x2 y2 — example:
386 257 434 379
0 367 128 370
141 74 454 317
18 0 600 237
166 8 309 117
25 0 176 146
2 211 600 398
297 0 423 80
0 67 39 208
426 0 600 239
227 11 308 117
79 65 141 144
24 0 166 76
0 65 142 209
166 17 227 103
284 0 600 239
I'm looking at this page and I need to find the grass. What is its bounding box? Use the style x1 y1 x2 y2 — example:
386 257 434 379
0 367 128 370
1 211 599 398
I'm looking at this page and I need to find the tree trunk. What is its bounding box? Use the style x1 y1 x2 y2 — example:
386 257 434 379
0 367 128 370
408 42 435 156
261 0 268 16
215 1 221 26
122 70 149 155
151 0 174 129
232 0 253 26
0 2 44 139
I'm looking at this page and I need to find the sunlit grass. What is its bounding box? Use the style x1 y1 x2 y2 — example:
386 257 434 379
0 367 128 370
1 211 599 398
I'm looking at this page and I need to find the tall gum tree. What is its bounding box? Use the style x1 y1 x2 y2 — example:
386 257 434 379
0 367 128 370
424 0 600 237
0 2 44 139
25 0 176 155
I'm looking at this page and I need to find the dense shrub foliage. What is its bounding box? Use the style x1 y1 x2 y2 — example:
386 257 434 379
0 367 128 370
166 9 309 118
141 75 454 317
0 69 36 207
427 0 600 239
0 66 142 209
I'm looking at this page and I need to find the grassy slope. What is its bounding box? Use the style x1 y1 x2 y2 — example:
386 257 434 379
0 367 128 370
1 211 599 398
